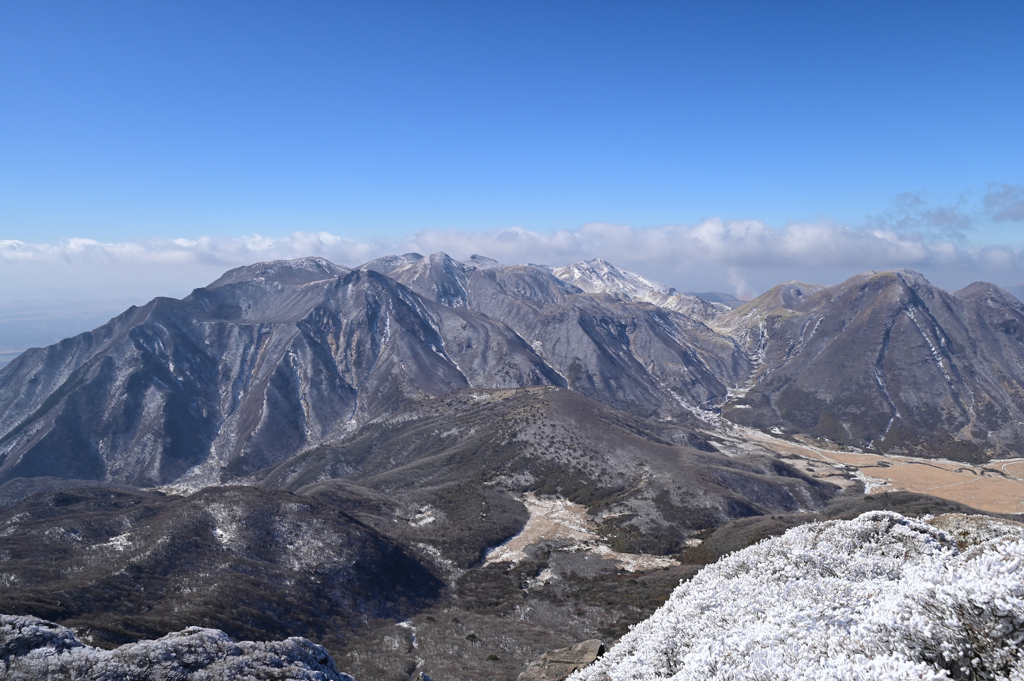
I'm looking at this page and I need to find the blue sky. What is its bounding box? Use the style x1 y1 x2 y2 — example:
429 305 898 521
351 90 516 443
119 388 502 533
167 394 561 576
2 1 1024 317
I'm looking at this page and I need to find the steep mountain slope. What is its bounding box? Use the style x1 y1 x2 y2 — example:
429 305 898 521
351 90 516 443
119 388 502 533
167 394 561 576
715 270 1024 460
0 486 442 656
376 253 750 416
0 253 755 489
5 257 1024 486
0 261 562 488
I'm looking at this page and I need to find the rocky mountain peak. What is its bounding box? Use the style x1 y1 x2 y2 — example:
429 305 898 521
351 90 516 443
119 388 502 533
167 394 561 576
384 252 471 307
207 256 350 289
955 280 1024 311
463 253 504 269
719 267 1024 459
358 252 424 274
550 258 672 297
549 259 728 321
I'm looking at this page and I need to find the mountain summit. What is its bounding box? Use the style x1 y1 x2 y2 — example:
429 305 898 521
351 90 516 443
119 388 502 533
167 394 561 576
716 270 1024 460
549 258 730 321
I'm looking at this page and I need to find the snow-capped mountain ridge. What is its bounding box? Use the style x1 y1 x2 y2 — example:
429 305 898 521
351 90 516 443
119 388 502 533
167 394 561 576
550 258 730 322
551 258 675 297
4 255 1024 495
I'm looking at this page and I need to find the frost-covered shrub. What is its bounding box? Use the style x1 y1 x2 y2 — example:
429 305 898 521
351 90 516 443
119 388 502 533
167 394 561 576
0 615 357 680
569 511 1024 681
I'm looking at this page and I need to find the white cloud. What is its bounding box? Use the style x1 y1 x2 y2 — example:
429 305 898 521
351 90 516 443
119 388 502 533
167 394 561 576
727 267 756 300
1 220 1022 305
984 183 1024 222
407 220 1018 283
865 191 975 240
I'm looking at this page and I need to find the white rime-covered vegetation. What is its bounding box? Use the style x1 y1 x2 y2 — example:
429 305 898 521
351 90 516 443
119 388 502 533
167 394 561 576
0 616 356 680
570 512 1024 681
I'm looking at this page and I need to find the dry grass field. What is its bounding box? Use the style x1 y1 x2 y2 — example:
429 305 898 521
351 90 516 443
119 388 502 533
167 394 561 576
727 427 1024 515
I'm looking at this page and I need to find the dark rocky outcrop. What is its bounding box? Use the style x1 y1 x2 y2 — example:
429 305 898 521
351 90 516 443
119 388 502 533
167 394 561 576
517 639 605 681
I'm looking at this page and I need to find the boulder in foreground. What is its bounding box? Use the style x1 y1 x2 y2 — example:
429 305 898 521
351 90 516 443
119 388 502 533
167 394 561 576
0 615 356 681
570 512 1024 681
518 639 606 681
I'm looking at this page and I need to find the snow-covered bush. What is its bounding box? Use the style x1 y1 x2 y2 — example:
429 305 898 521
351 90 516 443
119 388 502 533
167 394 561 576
0 615 357 680
570 512 1024 681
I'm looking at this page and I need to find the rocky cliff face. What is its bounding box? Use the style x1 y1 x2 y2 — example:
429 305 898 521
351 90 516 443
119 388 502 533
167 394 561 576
715 270 1024 460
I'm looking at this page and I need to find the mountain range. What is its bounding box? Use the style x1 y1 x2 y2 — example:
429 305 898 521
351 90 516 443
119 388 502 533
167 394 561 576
0 253 750 490
1 254 1024 679
2 253 1022 493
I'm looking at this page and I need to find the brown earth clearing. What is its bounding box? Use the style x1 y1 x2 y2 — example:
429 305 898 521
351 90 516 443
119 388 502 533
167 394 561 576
722 426 1024 515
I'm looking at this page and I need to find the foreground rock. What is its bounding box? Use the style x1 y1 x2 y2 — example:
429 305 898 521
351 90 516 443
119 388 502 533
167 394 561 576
0 615 356 680
570 512 1024 681
517 640 605 681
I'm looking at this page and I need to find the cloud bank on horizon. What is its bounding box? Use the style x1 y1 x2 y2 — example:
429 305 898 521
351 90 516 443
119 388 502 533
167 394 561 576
3 213 1023 304
4 189 1024 361
3 183 1024 306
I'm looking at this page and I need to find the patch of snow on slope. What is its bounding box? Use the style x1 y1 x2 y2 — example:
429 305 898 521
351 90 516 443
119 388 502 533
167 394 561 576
570 511 1024 681
91 532 133 552
854 469 890 493
409 506 436 527
207 502 244 547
